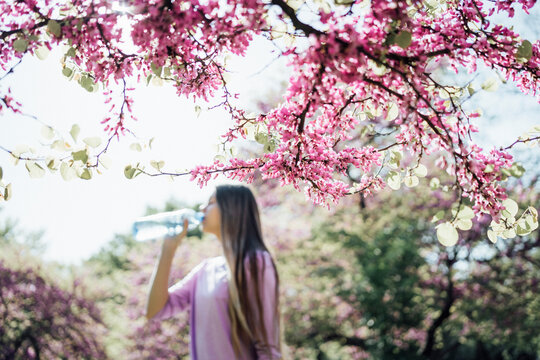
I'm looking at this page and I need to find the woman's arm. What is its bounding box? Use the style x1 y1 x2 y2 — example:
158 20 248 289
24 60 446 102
145 246 176 320
145 219 188 320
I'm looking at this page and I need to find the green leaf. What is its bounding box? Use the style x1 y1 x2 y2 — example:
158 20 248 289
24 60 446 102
98 154 112 169
13 39 29 53
124 165 136 179
436 222 458 246
60 162 75 181
72 149 88 164
429 177 440 189
82 76 95 92
13 144 30 155
385 102 399 121
455 205 474 220
194 105 202 118
413 164 427 177
384 32 396 46
502 228 516 239
25 161 46 179
516 40 532 60
456 218 472 231
51 139 68 152
481 78 499 92
83 137 102 148
516 218 532 236
46 158 59 171
130 143 142 152
79 168 92 180
263 140 277 153
41 125 55 140
484 164 494 173
62 67 73 77
431 210 444 223
509 162 525 178
148 137 155 150
35 45 50 60
146 74 153 86
65 47 76 57
0 166 2 180
214 155 226 162
47 20 62 37
255 132 268 145
487 229 498 243
150 160 165 171
394 31 412 49
403 174 419 187
150 62 162 76
386 171 401 190
70 124 80 142
4 183 12 201
501 198 518 218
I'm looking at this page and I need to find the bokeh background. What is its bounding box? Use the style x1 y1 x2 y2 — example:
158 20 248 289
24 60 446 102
1 3 539 360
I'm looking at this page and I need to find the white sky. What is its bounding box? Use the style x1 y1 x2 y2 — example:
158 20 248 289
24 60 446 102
1 35 290 265
1 4 539 266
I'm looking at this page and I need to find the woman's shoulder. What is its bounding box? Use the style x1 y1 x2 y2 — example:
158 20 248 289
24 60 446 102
204 255 227 268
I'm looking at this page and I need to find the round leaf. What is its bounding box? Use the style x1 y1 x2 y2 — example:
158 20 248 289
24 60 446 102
481 78 499 92
83 137 102 148
487 230 498 243
79 168 92 180
13 39 29 53
516 40 532 60
403 175 419 187
62 67 73 77
501 198 518 218
456 205 474 220
41 125 55 140
124 165 136 179
70 124 80 142
47 20 62 37
386 171 401 190
255 132 268 145
437 222 459 246
413 164 428 177
35 45 50 60
60 162 75 181
98 154 112 170
456 218 473 231
214 155 226 162
25 161 46 179
385 102 399 121
394 31 412 49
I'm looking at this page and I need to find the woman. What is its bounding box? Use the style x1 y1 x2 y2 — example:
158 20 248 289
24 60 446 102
145 184 282 359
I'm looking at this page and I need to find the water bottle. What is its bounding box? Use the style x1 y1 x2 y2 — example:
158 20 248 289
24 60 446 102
132 208 205 241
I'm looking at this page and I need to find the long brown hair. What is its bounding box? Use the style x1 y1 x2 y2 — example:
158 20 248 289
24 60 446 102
215 184 282 358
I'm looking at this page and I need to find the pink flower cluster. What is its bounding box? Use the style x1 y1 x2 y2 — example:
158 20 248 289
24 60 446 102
1 0 538 217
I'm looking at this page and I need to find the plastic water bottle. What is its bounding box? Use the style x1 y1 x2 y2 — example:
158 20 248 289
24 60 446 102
132 208 205 241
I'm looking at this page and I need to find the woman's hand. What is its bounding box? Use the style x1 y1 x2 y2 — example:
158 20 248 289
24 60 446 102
161 218 189 254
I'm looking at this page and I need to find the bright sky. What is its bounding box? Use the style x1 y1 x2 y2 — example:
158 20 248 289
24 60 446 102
0 34 290 265
1 4 538 266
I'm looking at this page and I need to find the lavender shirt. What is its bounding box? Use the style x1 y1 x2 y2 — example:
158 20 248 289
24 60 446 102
151 250 281 360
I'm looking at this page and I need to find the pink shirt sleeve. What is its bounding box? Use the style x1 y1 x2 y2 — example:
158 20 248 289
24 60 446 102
245 252 282 359
151 259 207 320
